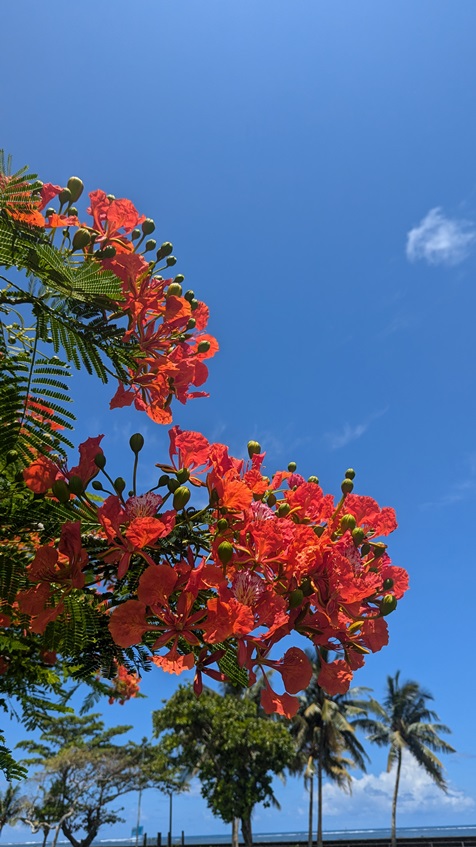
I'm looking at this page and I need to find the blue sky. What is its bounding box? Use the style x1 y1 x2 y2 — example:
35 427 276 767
2 0 476 840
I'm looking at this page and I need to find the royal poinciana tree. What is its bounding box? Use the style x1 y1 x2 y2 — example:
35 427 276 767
0 154 409 778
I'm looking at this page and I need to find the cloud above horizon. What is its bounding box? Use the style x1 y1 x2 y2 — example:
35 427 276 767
406 207 476 266
325 408 388 451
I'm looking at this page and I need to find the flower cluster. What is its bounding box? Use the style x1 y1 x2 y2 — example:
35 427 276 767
3 174 218 424
20 428 409 718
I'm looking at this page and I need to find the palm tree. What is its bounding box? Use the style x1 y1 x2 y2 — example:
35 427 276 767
360 672 455 847
290 656 370 847
0 783 24 836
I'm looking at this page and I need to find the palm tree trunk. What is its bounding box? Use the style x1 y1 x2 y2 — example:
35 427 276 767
391 750 402 847
317 753 323 847
308 772 314 847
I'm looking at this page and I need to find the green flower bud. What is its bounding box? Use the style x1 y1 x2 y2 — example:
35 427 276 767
167 282 183 297
166 256 177 267
217 518 228 532
145 238 157 252
351 526 366 545
341 478 354 494
361 542 371 556
167 478 180 493
72 228 91 250
383 577 394 591
106 194 116 201
92 480 104 491
67 206 78 216
288 461 297 472
345 468 356 480
247 441 261 458
68 475 84 496
289 588 304 608
173 485 191 510
380 594 397 616
372 542 387 559
308 475 319 484
340 513 356 532
176 468 190 483
52 479 70 503
114 477 126 494
190 298 199 311
156 241 173 261
67 177 84 202
187 318 196 330
217 541 234 565
278 502 290 517
45 207 56 218
174 274 185 284
184 289 195 302
158 474 170 487
129 433 145 454
94 453 106 469
267 492 277 507
142 218 156 235
197 340 210 354
102 245 116 258
131 228 141 240
313 525 325 537
58 187 72 205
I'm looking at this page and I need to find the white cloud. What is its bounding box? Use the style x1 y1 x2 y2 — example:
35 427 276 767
325 408 388 451
322 755 474 819
406 208 476 266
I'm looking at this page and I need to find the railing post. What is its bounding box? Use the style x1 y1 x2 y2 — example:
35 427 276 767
157 834 162 847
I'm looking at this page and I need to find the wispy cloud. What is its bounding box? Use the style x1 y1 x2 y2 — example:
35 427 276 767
406 207 476 266
322 755 474 819
325 408 388 451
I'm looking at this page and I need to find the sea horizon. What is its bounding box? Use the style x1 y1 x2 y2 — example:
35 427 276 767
2 824 476 846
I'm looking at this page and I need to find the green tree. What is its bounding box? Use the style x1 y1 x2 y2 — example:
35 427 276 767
18 712 175 847
290 657 369 847
0 782 24 834
153 685 295 847
360 672 455 847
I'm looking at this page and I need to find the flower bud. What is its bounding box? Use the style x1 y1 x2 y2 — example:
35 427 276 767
288 461 297 472
106 194 116 201
278 502 290 517
361 543 371 556
156 242 173 261
114 477 126 494
289 588 304 608
184 289 195 302
145 238 157 252
68 206 78 216
158 474 170 487
217 541 234 565
68 475 84 496
313 525 325 537
340 513 356 532
102 245 116 258
92 481 104 491
132 228 141 240
345 468 356 480
174 274 185 284
94 453 106 469
197 340 210 354
267 492 277 507
247 441 261 458
45 207 56 218
67 176 84 202
217 518 228 532
380 594 397 616
173 485 191 510
58 187 72 205
142 218 156 235
167 478 180 493
187 318 196 330
129 433 145 454
190 298 199 311
72 228 91 250
167 282 183 297
52 479 70 503
176 468 190 483
166 256 177 267
308 475 319 485
371 542 387 559
341 478 354 494
383 577 394 591
351 526 366 545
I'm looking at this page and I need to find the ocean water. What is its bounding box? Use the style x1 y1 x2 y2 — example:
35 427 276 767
3 827 476 846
